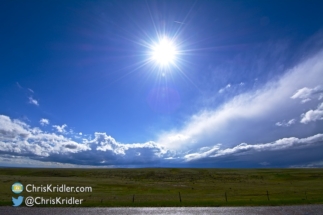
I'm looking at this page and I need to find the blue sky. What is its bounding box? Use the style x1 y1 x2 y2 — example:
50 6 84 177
1 0 323 168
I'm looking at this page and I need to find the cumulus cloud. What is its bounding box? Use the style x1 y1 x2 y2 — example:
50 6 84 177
0 114 322 167
0 115 88 156
0 115 169 166
28 97 39 106
275 119 296 127
291 85 323 103
53 124 67 133
300 102 323 124
0 115 30 140
39 118 49 126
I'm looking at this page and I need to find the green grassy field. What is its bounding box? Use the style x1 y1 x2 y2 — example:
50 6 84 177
1 168 322 207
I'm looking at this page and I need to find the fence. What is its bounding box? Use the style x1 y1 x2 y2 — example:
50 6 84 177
91 189 322 205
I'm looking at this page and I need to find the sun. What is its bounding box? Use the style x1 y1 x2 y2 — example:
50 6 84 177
150 36 178 67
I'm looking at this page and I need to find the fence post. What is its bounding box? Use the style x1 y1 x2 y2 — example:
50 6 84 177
266 190 270 201
178 192 182 202
133 194 135 203
225 192 227 202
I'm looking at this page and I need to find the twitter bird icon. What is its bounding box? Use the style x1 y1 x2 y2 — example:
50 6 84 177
12 196 24 207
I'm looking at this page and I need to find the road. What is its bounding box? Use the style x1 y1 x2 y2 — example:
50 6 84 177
1 205 323 215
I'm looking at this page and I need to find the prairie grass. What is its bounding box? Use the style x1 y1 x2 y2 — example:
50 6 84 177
0 168 322 206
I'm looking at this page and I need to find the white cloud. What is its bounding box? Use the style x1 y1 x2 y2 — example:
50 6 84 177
184 133 323 161
184 145 221 161
28 97 39 106
168 134 190 142
0 115 30 141
53 124 67 133
214 133 323 157
39 118 49 126
300 102 323 124
275 119 296 127
218 84 231 93
291 85 323 103
0 114 322 167
0 115 169 166
0 115 89 157
84 132 167 159
199 146 211 152
157 50 323 151
28 88 34 93
16 82 22 89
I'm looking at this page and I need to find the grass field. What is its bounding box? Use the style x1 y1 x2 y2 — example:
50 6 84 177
1 168 322 207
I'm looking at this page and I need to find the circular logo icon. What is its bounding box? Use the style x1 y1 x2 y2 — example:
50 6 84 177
12 182 23 194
